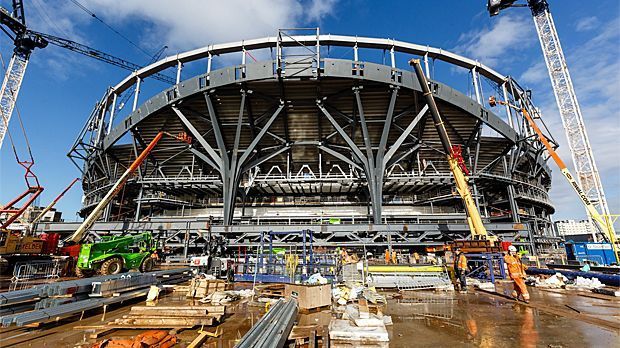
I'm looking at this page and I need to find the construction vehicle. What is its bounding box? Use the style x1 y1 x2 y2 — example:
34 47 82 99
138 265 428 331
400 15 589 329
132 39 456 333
75 232 157 277
65 131 191 277
489 96 619 264
1 179 80 274
409 59 491 242
486 1 615 243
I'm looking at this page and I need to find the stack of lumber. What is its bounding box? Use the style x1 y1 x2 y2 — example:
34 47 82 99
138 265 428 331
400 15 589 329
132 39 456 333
108 305 226 328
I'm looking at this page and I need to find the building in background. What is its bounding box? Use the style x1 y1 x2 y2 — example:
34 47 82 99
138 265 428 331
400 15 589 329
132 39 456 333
555 219 597 242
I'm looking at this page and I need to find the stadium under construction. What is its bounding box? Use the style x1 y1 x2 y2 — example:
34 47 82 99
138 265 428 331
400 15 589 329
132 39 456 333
34 30 561 256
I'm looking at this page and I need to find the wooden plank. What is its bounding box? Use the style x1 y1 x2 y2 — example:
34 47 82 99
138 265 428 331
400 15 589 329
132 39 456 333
88 328 118 339
187 331 210 348
130 305 226 313
308 329 316 348
323 325 330 348
122 313 223 320
111 315 221 327
76 325 190 330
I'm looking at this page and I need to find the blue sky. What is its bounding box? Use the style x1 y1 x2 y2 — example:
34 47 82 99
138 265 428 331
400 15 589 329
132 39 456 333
0 0 618 225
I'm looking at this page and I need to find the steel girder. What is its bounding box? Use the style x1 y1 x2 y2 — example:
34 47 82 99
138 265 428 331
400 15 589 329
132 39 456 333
35 220 528 248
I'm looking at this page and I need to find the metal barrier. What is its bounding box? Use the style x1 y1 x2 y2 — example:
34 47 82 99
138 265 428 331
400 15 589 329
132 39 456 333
10 260 64 291
464 253 506 283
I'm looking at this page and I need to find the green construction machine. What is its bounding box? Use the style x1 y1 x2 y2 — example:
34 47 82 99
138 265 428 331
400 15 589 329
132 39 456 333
75 232 157 277
64 132 192 277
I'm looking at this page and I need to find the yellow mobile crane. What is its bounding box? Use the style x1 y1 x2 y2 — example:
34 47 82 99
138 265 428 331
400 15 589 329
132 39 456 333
409 59 490 241
489 96 619 263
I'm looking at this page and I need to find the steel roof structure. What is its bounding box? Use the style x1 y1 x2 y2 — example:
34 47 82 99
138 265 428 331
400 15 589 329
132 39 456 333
56 30 560 253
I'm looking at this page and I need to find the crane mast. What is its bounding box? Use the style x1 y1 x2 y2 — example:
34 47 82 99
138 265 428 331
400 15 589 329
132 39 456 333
0 1 174 149
0 54 28 149
488 0 614 240
528 1 613 237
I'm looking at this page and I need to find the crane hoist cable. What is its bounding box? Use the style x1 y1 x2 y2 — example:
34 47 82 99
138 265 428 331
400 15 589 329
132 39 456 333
68 0 154 59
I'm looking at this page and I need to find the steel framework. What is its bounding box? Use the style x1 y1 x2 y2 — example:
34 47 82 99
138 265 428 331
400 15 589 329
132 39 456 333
0 54 27 148
530 3 612 231
52 32 562 254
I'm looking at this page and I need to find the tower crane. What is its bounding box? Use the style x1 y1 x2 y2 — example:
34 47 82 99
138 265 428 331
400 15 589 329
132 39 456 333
486 0 615 240
0 0 174 149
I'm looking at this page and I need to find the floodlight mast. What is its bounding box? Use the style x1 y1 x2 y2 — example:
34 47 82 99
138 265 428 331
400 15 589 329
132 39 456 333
488 0 614 241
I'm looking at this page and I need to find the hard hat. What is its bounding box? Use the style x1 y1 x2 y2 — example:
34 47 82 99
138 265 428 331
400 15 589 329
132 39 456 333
508 245 517 252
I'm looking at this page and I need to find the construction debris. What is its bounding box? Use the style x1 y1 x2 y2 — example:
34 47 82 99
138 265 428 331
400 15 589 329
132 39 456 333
91 330 177 348
186 277 226 298
200 289 253 304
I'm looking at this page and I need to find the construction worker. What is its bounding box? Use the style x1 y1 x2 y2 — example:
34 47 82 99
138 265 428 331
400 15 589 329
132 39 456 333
384 249 391 264
454 247 468 293
504 245 530 302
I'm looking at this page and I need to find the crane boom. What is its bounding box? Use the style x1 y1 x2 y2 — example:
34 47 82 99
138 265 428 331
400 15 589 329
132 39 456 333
490 95 618 263
488 0 615 240
0 1 174 149
65 131 191 243
409 59 488 240
66 132 164 243
30 177 80 227
31 31 175 85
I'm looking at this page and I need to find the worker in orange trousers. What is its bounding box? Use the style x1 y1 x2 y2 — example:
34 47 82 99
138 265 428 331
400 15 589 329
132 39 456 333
454 247 468 293
504 245 530 302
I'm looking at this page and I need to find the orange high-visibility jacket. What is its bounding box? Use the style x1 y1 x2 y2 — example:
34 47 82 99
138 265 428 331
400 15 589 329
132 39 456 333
504 254 527 279
455 253 467 270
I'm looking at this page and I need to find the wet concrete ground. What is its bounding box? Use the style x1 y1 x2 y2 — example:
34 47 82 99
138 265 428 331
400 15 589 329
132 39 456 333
0 285 618 347
387 289 619 348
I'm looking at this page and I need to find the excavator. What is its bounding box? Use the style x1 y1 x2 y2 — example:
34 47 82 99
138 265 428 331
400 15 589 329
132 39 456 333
409 59 491 243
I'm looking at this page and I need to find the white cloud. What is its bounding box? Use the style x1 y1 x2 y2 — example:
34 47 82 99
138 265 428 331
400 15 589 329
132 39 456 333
77 0 338 52
307 0 337 22
17 0 338 81
454 14 535 67
520 61 546 85
575 16 599 32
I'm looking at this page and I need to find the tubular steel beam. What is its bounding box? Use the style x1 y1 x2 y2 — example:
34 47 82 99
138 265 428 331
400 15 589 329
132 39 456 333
318 145 363 171
172 106 222 171
384 104 428 166
373 87 399 221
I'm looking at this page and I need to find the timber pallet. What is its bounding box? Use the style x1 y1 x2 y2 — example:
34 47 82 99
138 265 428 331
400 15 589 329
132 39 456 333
299 304 332 314
256 284 286 298
288 324 329 348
